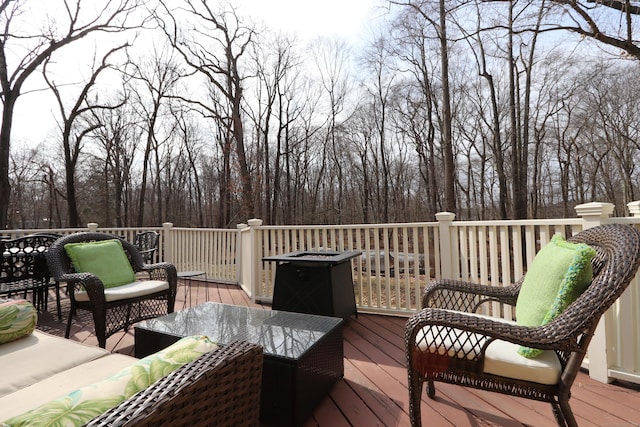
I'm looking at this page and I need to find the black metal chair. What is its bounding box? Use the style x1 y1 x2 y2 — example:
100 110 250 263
46 232 177 348
134 231 160 264
405 224 640 427
0 233 62 318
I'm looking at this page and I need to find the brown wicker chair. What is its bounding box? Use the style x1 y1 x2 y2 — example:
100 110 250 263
405 224 640 427
87 340 263 427
46 232 177 348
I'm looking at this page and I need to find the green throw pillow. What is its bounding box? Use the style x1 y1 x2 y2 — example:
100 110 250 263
3 335 219 427
0 299 36 344
515 234 596 358
64 239 136 289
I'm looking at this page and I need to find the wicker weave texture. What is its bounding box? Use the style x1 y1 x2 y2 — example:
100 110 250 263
86 340 263 427
405 224 640 427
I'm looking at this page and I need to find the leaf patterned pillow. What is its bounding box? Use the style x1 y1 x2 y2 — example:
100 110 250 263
0 299 37 344
3 335 218 427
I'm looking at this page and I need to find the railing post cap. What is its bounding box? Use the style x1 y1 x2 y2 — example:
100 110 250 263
247 218 263 227
575 202 615 218
87 222 98 227
237 223 248 229
162 222 173 228
436 212 456 221
628 201 640 216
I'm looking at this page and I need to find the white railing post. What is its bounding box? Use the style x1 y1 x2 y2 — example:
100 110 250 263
575 202 615 383
627 201 640 217
162 222 174 264
87 223 98 232
242 219 263 300
237 223 250 296
436 212 456 280
575 202 614 229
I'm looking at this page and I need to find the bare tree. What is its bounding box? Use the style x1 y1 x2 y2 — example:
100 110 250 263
361 35 396 223
454 1 510 218
126 43 182 226
43 43 129 227
156 0 256 221
545 0 639 59
311 37 352 224
0 0 145 227
86 96 139 226
248 32 300 224
392 0 458 213
579 63 640 209
481 0 639 59
7 144 45 228
172 107 205 227
391 10 445 218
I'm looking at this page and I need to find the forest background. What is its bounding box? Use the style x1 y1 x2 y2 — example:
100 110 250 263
2 0 639 230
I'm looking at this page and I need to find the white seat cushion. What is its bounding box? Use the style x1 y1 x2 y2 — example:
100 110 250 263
75 280 169 302
0 353 136 419
415 311 561 385
0 331 110 398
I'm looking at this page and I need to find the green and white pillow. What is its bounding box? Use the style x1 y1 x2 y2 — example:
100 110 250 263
3 335 218 427
0 299 36 344
515 234 596 358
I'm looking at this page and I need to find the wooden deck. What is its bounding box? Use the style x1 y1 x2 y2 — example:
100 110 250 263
35 280 640 427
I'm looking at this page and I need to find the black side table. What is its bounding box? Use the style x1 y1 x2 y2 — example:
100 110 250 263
263 251 360 320
177 270 207 306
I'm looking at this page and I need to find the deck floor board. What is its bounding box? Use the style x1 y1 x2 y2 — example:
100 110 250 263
33 280 640 427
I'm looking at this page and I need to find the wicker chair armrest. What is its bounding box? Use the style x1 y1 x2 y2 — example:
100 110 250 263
139 262 175 276
422 278 520 313
59 272 107 303
137 248 156 257
86 340 263 427
406 308 579 357
58 271 100 284
139 262 177 293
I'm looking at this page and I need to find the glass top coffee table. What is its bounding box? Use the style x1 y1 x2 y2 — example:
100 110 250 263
135 302 344 427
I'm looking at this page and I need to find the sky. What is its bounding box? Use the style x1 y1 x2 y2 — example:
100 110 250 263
233 0 384 44
12 0 387 147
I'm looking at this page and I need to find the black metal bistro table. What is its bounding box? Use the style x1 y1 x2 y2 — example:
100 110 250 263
135 302 344 427
263 250 360 320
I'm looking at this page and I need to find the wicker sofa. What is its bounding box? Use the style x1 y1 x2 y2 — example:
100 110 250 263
0 322 263 426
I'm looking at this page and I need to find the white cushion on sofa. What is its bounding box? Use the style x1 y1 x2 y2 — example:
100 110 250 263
415 311 561 385
0 353 136 419
0 331 109 398
74 280 169 302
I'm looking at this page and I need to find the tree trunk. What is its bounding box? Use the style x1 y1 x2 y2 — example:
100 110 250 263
440 0 457 214
0 94 16 228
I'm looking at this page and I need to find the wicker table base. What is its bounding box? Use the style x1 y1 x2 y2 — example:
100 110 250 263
135 302 344 427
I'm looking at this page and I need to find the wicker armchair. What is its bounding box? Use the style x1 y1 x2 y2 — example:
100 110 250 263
87 340 263 427
46 232 177 348
405 224 640 427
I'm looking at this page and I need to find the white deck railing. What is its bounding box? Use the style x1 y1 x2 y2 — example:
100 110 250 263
5 201 640 385
240 220 441 316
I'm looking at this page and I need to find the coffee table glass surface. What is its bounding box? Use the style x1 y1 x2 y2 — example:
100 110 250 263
135 301 340 360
